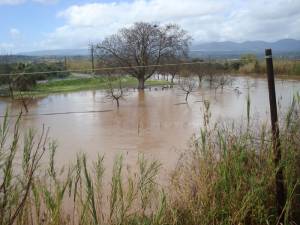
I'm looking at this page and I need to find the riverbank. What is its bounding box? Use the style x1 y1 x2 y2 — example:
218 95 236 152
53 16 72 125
230 72 300 81
4 75 170 97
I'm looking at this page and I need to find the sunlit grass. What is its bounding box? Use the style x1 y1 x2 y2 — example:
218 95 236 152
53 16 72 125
14 76 170 97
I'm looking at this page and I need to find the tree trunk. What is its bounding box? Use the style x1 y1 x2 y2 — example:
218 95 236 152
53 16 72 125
209 78 213 88
185 92 189 102
138 77 145 89
171 75 175 85
21 99 29 113
198 75 202 86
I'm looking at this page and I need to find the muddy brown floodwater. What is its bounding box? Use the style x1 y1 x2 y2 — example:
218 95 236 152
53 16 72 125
0 76 300 175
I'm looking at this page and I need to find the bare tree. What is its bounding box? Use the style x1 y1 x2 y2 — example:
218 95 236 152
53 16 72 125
203 61 229 89
196 70 205 86
179 76 196 102
17 92 33 113
96 22 191 89
105 75 125 108
191 61 206 86
213 75 234 94
205 62 217 88
167 61 182 86
158 60 182 86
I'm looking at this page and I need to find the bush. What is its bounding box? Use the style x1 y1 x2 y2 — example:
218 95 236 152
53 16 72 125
0 62 70 92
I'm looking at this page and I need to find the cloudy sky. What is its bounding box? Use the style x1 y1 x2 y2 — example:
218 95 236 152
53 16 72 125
0 0 300 53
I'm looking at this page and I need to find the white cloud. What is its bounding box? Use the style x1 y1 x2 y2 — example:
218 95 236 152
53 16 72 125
38 0 300 50
2 28 25 53
9 28 21 39
0 42 14 49
40 0 230 49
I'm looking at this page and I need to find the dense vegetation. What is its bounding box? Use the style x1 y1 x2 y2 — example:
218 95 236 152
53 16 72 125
226 54 300 76
0 62 69 94
1 94 299 225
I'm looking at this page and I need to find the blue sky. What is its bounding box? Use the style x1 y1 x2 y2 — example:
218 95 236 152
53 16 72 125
0 0 300 53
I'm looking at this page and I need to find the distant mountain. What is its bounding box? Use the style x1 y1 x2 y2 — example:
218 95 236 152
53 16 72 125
19 49 89 56
192 39 300 53
190 39 300 59
17 39 300 59
0 55 39 64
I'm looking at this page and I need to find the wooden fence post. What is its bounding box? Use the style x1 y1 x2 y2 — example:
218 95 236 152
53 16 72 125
89 43 95 74
265 48 286 223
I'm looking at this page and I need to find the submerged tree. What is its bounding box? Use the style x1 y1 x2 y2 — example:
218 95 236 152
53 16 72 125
179 76 196 102
105 75 126 108
97 22 191 89
213 75 234 94
160 60 182 86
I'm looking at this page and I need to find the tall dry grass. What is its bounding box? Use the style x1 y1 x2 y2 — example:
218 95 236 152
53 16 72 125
169 93 300 225
239 60 300 76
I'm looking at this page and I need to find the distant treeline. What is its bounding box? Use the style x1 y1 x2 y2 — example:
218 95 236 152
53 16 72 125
0 54 89 64
189 50 300 60
0 62 70 92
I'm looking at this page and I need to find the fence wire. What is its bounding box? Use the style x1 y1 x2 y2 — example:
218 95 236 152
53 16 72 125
0 61 209 77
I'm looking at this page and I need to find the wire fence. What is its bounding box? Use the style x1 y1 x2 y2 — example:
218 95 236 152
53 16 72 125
0 110 113 118
0 61 208 77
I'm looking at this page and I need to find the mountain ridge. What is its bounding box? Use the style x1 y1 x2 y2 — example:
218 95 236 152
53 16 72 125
18 39 300 57
192 39 300 52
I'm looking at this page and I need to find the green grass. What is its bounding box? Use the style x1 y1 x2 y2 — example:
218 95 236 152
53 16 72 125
23 76 170 96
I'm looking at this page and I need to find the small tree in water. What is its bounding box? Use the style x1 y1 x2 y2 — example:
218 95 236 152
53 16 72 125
162 60 182 86
179 76 196 102
105 76 125 108
213 74 234 94
97 22 191 90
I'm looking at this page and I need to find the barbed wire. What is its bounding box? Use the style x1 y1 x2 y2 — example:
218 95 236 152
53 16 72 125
0 109 113 118
2 56 297 77
0 61 219 77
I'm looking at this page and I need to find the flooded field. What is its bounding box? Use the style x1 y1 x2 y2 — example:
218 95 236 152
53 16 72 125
0 76 300 172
